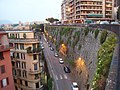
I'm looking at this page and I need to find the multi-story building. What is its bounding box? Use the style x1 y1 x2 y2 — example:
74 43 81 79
61 0 114 24
0 32 15 90
6 30 43 90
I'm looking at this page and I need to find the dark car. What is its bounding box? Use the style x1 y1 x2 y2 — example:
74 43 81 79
64 66 70 73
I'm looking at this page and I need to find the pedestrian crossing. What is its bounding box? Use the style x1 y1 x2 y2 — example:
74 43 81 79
55 74 68 80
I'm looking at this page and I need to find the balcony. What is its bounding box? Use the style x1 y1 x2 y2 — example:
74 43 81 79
0 44 13 52
9 38 39 43
26 47 42 55
29 70 41 74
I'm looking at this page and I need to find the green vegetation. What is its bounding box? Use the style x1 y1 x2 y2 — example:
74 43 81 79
94 29 99 39
47 77 53 90
84 27 89 36
9 35 16 39
78 44 82 50
46 17 59 23
64 58 75 67
91 34 117 90
100 30 108 44
23 33 26 39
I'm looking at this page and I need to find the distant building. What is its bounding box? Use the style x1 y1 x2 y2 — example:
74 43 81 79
61 0 114 24
6 30 44 90
0 32 15 90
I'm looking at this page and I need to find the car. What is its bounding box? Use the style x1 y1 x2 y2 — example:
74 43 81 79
54 53 59 57
40 41 43 44
72 82 79 90
111 21 119 24
48 44 51 47
50 47 54 51
41 46 44 49
64 66 70 73
59 58 64 64
99 21 109 24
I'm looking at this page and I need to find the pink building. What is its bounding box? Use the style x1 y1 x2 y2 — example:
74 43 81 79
0 32 15 90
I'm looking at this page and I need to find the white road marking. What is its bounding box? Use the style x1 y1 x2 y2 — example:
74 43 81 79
64 74 68 79
56 75 58 80
60 74 63 79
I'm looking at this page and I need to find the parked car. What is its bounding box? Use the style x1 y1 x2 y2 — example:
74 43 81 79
54 53 59 57
48 44 51 47
110 21 119 24
40 41 43 44
72 82 79 90
99 21 109 24
41 46 44 49
50 47 54 51
64 66 70 73
59 58 64 64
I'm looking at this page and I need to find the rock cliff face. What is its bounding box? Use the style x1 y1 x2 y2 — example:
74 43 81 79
45 26 117 90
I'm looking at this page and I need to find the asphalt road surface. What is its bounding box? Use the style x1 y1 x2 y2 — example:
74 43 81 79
42 35 72 90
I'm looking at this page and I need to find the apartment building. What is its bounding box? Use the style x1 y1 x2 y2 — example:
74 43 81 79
6 30 43 90
61 0 114 24
0 32 15 90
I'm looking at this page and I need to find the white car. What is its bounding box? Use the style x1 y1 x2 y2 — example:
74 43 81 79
111 21 119 24
99 21 109 24
54 53 59 57
59 58 64 64
72 82 79 90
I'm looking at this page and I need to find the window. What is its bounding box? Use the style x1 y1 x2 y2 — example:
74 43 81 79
36 82 39 88
34 64 38 70
0 65 5 74
14 79 17 83
17 53 20 59
18 69 21 77
33 54 37 60
15 43 19 49
23 70 27 78
1 78 9 88
25 81 28 86
15 86 18 90
21 53 25 60
20 44 24 50
16 61 20 68
22 62 26 69
0 52 4 60
13 69 17 76
20 80 22 85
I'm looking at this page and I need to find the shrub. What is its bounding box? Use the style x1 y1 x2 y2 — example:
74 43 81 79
94 29 99 39
84 27 89 36
100 30 108 44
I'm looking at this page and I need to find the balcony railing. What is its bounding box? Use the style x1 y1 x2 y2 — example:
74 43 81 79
29 70 41 74
26 47 42 54
9 38 39 43
0 44 13 52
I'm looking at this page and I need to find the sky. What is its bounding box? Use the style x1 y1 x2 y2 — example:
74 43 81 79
0 0 63 23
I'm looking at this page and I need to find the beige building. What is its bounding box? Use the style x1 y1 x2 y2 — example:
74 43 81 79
6 30 43 90
61 0 114 24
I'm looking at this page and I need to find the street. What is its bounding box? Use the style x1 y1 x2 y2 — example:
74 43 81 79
42 35 72 90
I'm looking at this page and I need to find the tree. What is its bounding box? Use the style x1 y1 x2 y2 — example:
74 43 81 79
117 6 120 20
46 17 59 23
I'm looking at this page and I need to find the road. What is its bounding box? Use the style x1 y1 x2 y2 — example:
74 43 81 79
42 34 72 90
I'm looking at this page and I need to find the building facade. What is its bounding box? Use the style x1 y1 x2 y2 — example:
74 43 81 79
6 30 43 90
0 32 15 90
61 0 114 24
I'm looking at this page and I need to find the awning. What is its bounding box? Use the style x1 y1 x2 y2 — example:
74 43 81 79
87 14 103 17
